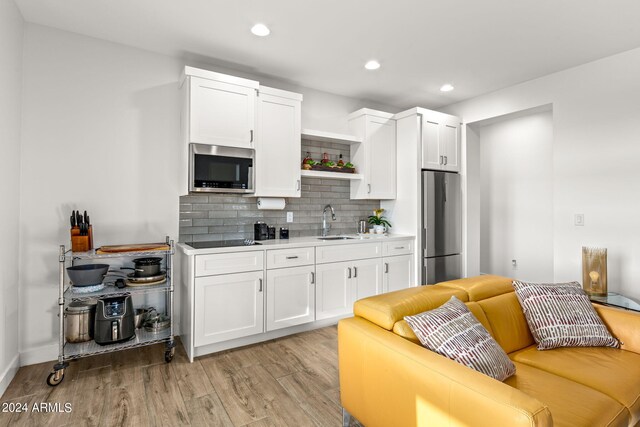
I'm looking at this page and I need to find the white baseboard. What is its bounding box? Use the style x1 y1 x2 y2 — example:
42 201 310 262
20 344 57 367
0 354 20 398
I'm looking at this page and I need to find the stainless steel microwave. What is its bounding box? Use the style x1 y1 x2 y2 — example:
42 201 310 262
189 143 254 193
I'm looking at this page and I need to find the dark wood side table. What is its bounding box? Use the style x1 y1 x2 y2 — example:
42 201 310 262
590 292 640 312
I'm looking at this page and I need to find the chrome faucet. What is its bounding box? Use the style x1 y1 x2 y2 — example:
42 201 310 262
322 204 336 237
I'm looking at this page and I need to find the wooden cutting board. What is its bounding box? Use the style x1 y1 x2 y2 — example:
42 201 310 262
96 243 170 254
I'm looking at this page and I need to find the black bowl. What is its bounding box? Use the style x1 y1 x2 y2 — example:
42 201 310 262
67 264 109 287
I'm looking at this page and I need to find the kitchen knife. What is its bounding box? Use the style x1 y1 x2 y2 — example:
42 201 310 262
83 210 88 225
76 211 82 226
71 210 76 227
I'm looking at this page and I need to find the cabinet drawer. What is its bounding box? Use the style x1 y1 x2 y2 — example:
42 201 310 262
195 250 264 277
316 243 381 264
383 239 414 256
266 247 315 269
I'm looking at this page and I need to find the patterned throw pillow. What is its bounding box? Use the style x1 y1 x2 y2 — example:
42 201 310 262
405 296 516 381
512 280 619 350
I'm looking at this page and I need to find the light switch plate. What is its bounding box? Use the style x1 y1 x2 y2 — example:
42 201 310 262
574 214 584 226
286 212 293 223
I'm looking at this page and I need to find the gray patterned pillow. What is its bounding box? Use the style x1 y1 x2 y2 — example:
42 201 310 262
404 296 516 381
512 280 619 350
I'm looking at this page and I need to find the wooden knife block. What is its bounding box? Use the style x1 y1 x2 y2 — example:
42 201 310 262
71 226 93 252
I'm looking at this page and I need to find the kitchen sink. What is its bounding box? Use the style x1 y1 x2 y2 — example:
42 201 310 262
317 236 356 240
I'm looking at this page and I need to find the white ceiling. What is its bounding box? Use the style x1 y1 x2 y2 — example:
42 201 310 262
14 0 640 109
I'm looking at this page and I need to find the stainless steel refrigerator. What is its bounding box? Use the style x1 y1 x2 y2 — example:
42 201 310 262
422 170 462 284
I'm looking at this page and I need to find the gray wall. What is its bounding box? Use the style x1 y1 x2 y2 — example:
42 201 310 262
0 0 23 394
179 139 380 242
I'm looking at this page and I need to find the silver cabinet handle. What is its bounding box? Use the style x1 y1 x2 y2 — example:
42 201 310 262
258 278 263 292
250 130 254 143
394 246 405 250
367 184 371 194
310 272 315 284
286 256 299 259
347 267 352 279
384 262 389 273
439 155 443 165
296 179 301 191
353 266 358 278
444 156 448 165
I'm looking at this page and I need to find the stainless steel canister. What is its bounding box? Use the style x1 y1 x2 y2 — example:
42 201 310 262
357 219 368 234
65 300 97 343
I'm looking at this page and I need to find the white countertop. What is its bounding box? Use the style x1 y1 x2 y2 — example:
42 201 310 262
178 233 415 255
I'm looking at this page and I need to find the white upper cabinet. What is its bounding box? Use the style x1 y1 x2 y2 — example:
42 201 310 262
254 86 303 198
182 67 258 149
421 110 461 172
348 109 397 200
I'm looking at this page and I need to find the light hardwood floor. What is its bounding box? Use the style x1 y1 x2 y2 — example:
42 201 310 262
0 326 360 427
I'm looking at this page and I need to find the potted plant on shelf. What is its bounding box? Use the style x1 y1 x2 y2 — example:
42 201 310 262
368 208 392 234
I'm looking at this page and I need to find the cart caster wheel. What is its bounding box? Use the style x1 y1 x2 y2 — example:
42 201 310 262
47 370 64 387
164 348 175 363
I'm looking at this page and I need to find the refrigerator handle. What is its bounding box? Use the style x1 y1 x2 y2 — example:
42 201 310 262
443 177 447 203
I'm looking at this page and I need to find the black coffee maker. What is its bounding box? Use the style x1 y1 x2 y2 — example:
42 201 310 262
254 221 269 241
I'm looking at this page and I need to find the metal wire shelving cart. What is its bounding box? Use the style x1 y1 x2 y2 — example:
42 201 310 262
46 237 176 386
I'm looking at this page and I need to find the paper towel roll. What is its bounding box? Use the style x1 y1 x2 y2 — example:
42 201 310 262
257 197 286 210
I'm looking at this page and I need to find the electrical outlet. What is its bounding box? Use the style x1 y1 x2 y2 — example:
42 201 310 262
286 212 293 223
574 214 584 226
512 259 518 269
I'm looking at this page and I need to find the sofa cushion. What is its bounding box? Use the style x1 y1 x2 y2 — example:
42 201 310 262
405 296 516 381
436 274 514 301
511 345 640 424
505 362 629 427
478 292 535 354
393 301 493 345
354 285 468 330
513 280 619 350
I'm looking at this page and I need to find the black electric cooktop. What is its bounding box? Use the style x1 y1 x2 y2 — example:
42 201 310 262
187 239 261 249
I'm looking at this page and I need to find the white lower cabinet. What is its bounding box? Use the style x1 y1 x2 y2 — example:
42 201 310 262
383 254 413 293
353 258 383 300
316 257 383 320
266 265 315 331
315 261 352 320
182 238 415 360
194 270 264 346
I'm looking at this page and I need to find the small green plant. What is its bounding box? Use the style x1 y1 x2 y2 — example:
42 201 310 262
367 208 392 228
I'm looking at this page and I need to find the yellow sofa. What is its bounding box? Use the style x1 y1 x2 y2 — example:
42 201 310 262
338 275 640 427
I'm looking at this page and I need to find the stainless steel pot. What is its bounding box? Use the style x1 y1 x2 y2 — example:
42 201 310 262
134 307 153 329
65 300 97 343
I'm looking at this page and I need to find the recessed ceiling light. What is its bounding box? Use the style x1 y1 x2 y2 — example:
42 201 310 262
364 60 381 70
251 23 270 37
440 83 454 92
